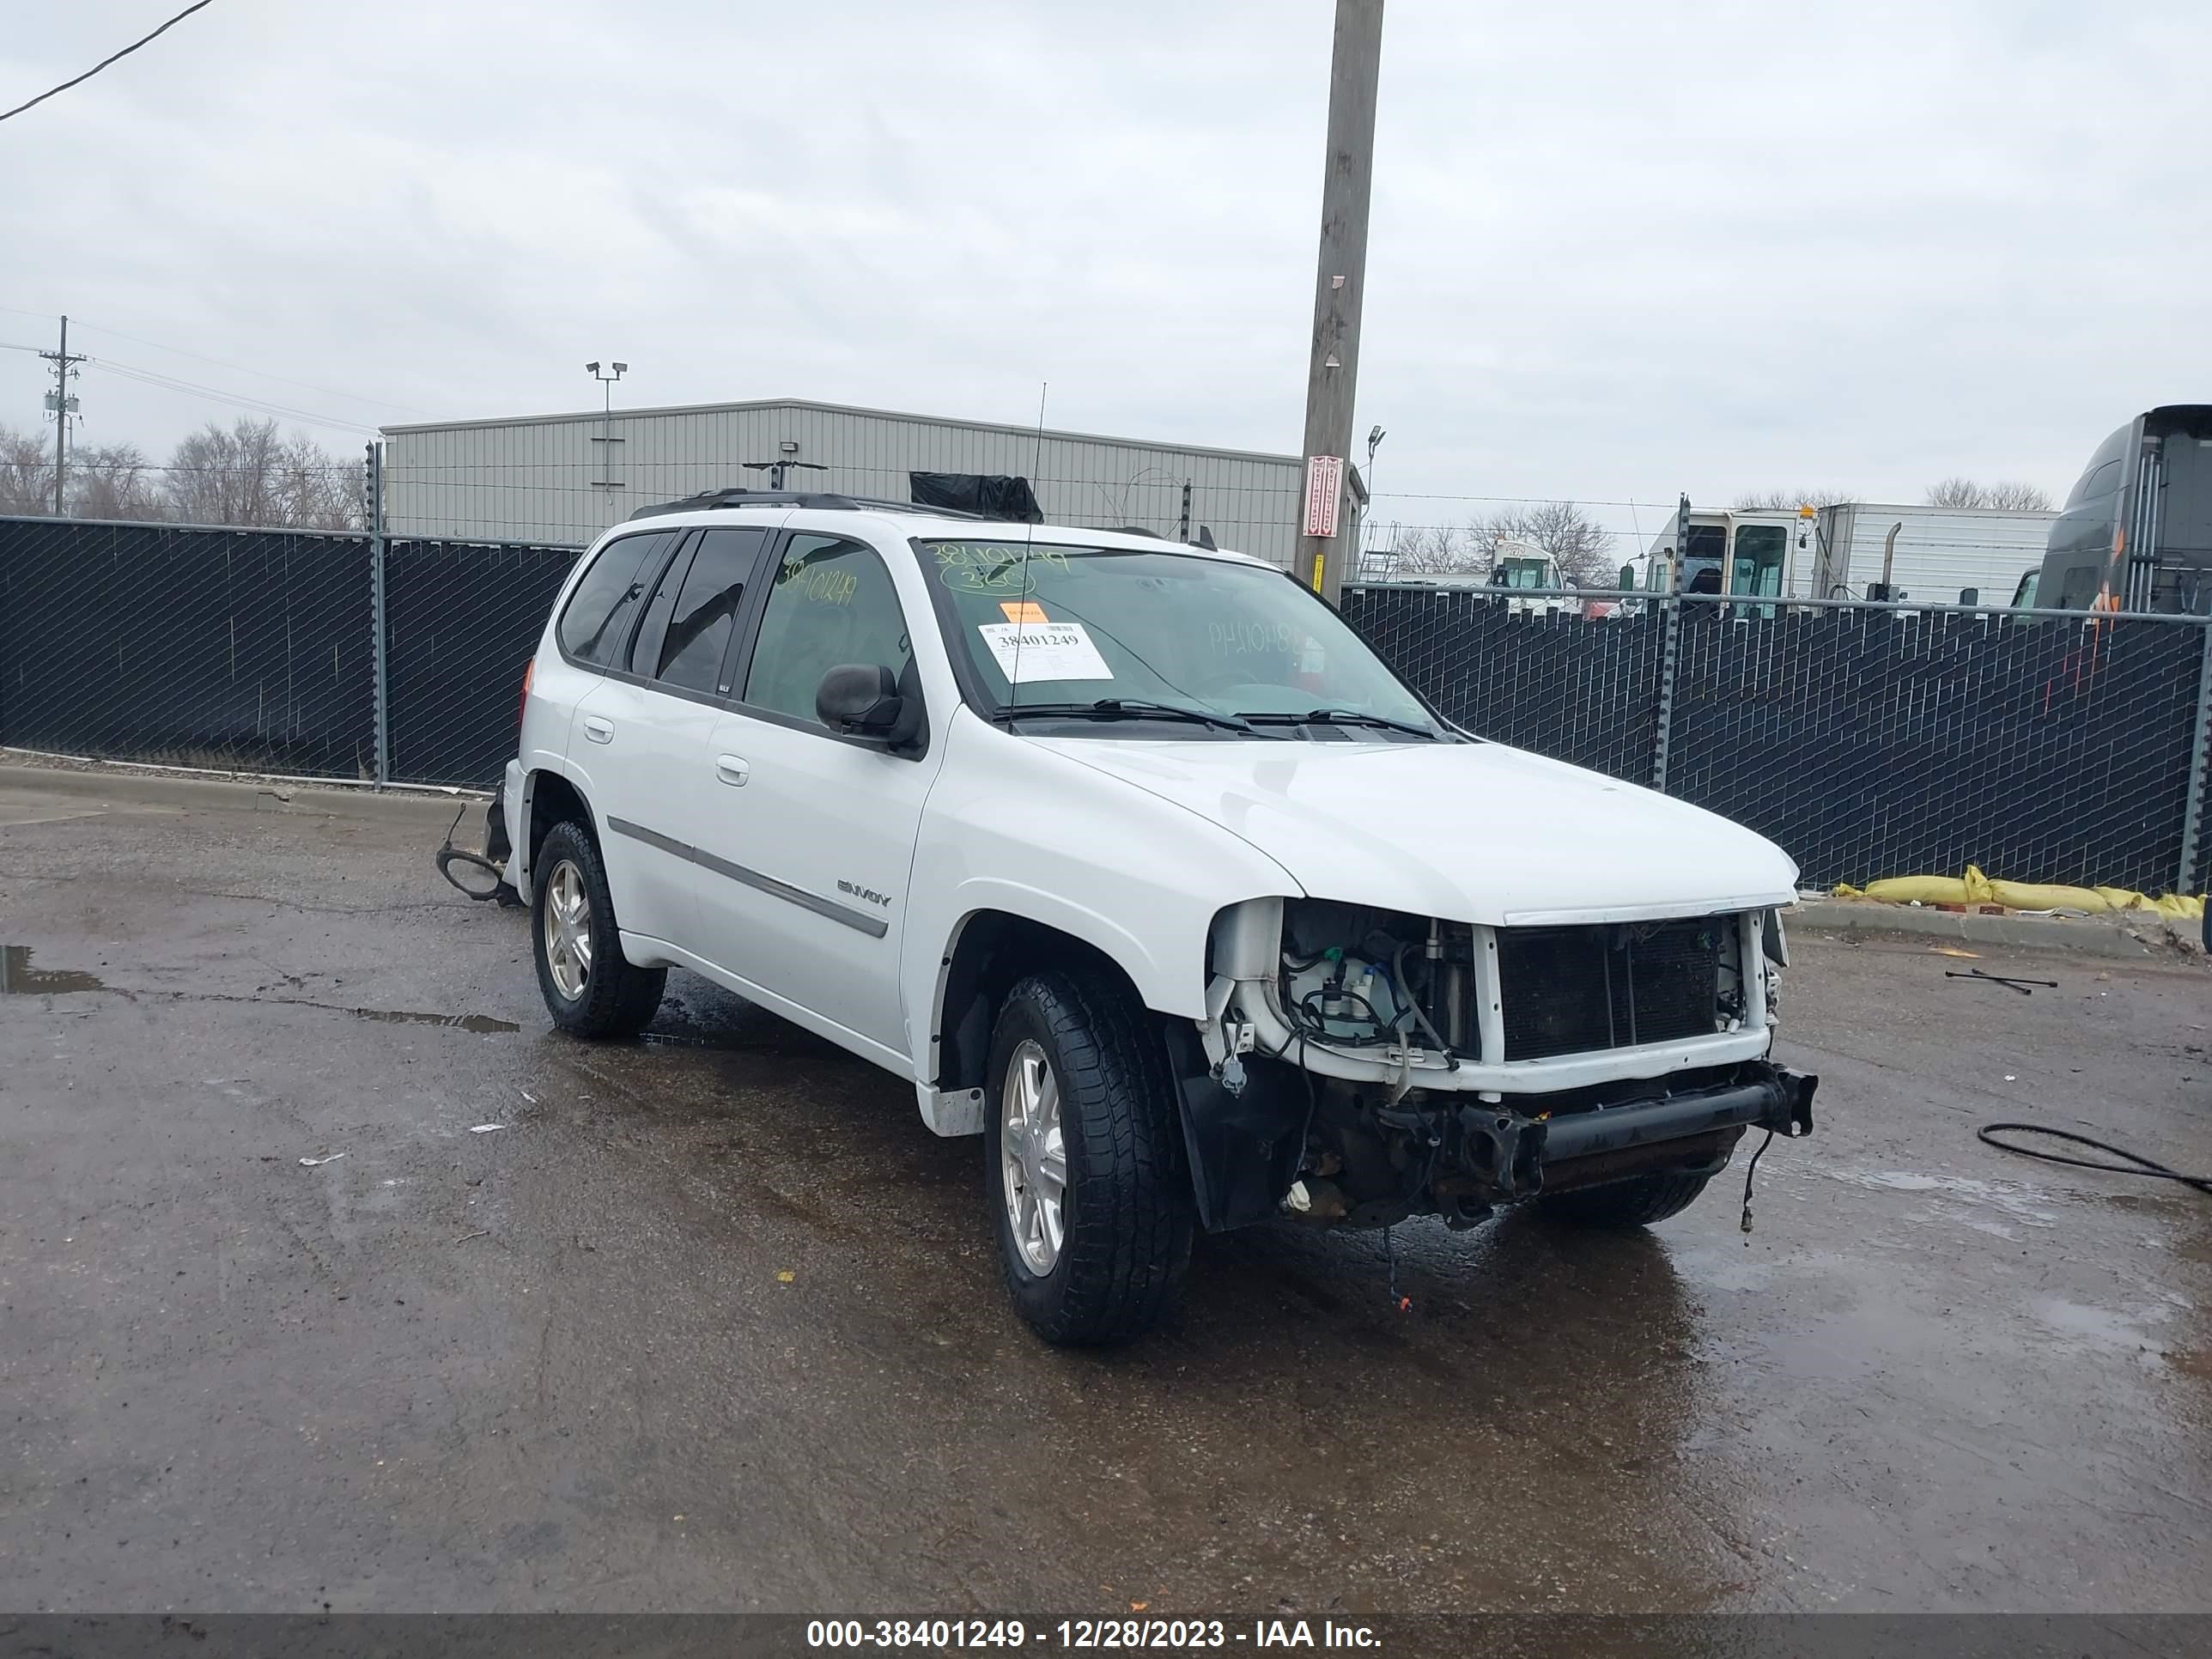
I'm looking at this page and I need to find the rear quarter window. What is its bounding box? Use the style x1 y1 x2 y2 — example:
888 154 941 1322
558 531 674 667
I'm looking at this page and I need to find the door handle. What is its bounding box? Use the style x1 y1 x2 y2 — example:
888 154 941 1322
715 754 750 787
581 716 614 744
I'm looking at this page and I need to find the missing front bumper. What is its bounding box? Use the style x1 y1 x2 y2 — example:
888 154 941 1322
1459 1061 1817 1201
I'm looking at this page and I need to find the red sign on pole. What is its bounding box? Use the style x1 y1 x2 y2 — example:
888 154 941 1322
1304 455 1343 538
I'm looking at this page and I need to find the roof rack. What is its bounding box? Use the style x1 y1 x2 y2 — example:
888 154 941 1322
628 488 988 521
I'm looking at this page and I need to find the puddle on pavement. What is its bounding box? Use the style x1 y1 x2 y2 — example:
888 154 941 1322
1821 1166 2061 1231
2028 1294 2180 1359
1 945 517 1032
0 945 106 996
351 1007 520 1034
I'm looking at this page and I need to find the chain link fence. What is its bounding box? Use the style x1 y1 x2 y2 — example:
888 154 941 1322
384 538 579 786
1343 585 2212 894
0 515 577 787
7 514 2211 897
0 517 378 777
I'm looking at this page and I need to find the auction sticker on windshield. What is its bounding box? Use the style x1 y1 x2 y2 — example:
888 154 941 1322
976 621 1114 683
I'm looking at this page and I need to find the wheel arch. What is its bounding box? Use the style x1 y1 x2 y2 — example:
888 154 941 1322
523 767 595 889
929 909 1152 1097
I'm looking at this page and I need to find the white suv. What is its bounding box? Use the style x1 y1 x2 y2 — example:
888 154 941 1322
501 491 1817 1344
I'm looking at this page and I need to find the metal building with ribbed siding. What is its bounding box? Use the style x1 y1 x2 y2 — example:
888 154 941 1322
380 398 1307 564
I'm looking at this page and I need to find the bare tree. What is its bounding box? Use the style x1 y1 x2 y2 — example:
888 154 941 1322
1984 480 2054 512
272 431 364 530
0 424 57 515
1924 477 2055 511
1 422 57 513
1734 488 1855 511
1389 520 1484 575
1468 500 1614 586
67 442 166 521
161 418 362 529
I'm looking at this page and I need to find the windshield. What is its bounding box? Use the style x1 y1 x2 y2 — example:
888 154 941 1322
1495 557 1550 588
920 539 1441 738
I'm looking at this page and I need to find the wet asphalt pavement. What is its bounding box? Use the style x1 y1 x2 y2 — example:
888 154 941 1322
1 764 2207 1617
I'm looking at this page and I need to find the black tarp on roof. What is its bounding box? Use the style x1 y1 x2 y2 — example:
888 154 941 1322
908 472 1042 523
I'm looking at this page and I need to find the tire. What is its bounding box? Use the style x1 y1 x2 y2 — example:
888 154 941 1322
983 970 1194 1346
1540 1169 1714 1230
532 818 666 1039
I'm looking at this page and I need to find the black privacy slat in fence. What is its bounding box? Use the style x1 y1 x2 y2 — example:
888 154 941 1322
1345 585 2209 892
0 517 375 777
384 539 579 787
1667 609 2202 894
1345 590 1664 782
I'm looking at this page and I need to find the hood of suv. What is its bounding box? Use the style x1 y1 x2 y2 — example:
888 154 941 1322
1032 736 1800 925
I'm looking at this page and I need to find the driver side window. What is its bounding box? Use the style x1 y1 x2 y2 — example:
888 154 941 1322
742 536 913 727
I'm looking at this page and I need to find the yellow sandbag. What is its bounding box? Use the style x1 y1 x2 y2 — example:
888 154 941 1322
1856 865 1993 905
2090 889 2203 920
1855 876 1972 903
1831 870 2202 917
1987 879 2111 912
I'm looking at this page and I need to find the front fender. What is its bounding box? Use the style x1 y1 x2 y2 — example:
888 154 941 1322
902 714 1304 1076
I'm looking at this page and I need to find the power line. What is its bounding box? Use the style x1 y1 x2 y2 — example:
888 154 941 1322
87 357 378 434
64 317 426 416
0 1 218 125
0 303 420 414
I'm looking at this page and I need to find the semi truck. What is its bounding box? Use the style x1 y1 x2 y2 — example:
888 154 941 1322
1637 502 2053 605
2030 405 2212 613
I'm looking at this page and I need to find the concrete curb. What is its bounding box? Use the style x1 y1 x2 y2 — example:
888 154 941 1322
1790 898 2203 961
0 763 483 826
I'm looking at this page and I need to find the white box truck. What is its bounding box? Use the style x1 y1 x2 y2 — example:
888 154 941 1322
1808 504 2055 605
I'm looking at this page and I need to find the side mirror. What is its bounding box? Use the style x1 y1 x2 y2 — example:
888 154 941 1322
816 663 903 737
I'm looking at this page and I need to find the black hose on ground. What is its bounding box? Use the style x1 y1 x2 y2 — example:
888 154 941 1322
1978 1122 2212 1197
435 802 523 906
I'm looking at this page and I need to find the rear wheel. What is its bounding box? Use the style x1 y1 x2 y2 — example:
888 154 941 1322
984 970 1193 1346
1540 1169 1714 1229
532 819 665 1038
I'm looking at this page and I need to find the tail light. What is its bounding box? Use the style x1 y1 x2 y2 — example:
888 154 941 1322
519 657 535 728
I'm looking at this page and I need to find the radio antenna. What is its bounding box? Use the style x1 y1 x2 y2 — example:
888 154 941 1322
1007 380 1048 715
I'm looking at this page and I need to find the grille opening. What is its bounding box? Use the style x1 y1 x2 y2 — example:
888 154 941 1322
1497 917 1727 1060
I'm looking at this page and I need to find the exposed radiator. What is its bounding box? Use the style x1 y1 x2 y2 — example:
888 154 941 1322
1495 916 1727 1060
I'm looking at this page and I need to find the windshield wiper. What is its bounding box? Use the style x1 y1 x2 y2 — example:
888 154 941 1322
999 698 1260 735
1237 708 1439 738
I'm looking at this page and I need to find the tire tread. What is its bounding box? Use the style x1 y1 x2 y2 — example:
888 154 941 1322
991 969 1194 1345
532 818 665 1040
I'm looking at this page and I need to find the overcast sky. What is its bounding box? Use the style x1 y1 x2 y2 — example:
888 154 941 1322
3 0 2207 544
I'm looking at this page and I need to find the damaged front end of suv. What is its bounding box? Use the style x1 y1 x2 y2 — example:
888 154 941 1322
1171 896 1818 1235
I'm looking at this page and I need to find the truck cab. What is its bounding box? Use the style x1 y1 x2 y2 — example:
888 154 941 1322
2033 405 2212 613
1641 508 1799 599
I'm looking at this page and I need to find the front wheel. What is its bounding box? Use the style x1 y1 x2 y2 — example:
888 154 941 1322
532 820 665 1038
1539 1169 1714 1230
984 971 1194 1346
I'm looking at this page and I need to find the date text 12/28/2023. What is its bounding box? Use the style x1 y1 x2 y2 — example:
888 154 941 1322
804 1619 1382 1650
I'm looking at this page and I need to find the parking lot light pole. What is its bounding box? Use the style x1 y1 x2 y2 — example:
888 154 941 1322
586 361 627 494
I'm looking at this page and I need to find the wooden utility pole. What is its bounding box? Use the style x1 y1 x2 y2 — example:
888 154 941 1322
1297 0 1383 604
41 315 85 515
